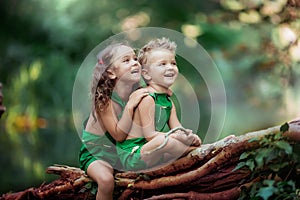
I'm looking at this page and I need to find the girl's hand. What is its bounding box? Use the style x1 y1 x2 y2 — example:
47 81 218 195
127 88 149 110
167 88 173 96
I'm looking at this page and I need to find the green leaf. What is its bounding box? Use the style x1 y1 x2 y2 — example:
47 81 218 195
258 186 277 200
265 149 279 164
233 162 246 171
254 151 265 168
280 122 289 132
248 137 259 143
263 179 275 187
246 159 255 171
274 132 283 140
274 140 292 154
256 148 272 165
240 152 250 160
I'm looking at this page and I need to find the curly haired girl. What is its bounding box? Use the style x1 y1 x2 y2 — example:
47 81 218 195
79 42 148 200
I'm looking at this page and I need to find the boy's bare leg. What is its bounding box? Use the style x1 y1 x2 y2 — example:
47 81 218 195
141 135 198 168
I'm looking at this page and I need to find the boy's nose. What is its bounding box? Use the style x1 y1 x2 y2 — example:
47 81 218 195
166 63 175 69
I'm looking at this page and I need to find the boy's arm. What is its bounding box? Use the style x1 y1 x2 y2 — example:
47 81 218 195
168 101 194 136
137 95 162 141
168 101 202 146
168 101 182 129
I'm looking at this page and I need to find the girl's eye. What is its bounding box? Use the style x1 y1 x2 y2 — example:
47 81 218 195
123 58 130 63
172 62 177 65
134 57 138 61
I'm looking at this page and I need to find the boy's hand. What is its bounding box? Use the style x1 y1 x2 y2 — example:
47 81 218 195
171 129 201 147
183 128 193 135
190 134 201 147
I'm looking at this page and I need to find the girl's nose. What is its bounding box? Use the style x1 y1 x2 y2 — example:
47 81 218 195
132 59 140 66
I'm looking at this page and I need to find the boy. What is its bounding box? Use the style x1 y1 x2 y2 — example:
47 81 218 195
116 37 201 171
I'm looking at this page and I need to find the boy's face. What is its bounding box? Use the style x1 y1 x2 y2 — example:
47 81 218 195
143 49 178 89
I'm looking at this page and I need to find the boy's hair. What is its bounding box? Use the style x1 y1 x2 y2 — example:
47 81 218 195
138 37 177 68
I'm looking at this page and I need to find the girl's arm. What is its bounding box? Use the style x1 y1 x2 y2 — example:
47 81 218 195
99 89 148 142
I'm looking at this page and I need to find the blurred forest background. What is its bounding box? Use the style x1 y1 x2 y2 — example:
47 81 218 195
0 0 299 194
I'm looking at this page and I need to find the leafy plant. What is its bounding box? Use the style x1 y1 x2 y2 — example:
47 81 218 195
237 123 300 199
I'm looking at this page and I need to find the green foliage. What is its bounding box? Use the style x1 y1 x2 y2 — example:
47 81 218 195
0 0 300 195
237 123 300 199
239 180 297 200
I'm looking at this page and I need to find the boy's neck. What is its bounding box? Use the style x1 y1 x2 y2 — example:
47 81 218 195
147 84 169 94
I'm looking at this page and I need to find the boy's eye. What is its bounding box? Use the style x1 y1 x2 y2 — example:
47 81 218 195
172 62 177 65
123 58 130 62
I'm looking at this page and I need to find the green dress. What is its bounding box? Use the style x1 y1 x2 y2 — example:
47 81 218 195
79 92 126 172
116 92 172 171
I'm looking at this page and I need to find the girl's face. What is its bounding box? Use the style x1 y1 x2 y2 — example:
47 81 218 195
143 49 178 90
110 45 141 84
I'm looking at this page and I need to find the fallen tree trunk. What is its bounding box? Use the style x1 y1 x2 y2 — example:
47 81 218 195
1 119 300 200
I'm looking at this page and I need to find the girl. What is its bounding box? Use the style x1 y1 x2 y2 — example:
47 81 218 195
79 42 148 200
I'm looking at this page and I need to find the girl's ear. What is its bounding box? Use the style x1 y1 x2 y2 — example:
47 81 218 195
142 68 151 81
106 69 117 80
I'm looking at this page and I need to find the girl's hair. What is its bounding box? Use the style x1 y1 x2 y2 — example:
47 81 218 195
90 42 130 117
138 37 177 67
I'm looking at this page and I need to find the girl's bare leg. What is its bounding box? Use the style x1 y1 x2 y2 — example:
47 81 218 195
87 160 114 200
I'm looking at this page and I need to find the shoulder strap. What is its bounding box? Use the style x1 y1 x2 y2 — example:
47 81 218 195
148 92 156 100
111 92 126 109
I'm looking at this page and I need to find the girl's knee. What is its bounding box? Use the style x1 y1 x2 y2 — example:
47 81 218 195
98 175 115 192
94 172 114 186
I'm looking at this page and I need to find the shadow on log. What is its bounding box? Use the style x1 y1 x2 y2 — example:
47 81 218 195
1 119 300 200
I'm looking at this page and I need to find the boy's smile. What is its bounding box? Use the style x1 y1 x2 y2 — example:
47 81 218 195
143 49 178 92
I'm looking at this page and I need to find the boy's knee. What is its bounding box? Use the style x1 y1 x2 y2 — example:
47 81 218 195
151 134 166 145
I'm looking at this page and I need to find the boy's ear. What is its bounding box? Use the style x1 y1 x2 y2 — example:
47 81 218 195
106 69 117 80
142 68 151 81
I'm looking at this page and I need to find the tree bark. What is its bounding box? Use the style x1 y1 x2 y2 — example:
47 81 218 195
1 119 300 200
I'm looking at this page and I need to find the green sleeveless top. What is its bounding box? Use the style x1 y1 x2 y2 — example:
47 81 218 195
79 92 126 171
149 92 172 132
116 92 173 170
